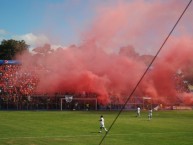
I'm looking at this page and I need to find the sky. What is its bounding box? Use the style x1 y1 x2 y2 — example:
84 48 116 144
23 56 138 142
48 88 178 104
0 0 103 48
0 0 192 52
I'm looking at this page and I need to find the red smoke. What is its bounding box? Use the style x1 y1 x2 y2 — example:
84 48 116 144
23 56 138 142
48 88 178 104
18 0 193 105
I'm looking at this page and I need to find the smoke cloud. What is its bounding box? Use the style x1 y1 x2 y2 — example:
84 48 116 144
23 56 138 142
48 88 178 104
18 0 193 105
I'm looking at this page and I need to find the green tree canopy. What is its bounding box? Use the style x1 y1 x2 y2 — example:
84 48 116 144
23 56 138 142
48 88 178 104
32 43 53 55
0 39 29 60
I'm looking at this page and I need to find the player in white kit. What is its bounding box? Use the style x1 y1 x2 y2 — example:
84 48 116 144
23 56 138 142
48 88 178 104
99 115 108 133
148 109 153 120
136 107 141 117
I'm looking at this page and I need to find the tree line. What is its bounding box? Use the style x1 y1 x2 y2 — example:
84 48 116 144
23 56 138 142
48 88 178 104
0 39 29 60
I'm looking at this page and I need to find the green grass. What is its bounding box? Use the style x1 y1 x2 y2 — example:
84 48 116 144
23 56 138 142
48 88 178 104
0 110 193 145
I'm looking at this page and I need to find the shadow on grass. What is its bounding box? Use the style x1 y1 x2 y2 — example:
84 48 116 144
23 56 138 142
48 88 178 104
90 131 100 134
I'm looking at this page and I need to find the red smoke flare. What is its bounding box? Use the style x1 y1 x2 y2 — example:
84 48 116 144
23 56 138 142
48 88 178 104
17 0 193 105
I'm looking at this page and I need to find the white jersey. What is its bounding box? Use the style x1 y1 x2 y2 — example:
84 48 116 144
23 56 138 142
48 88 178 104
149 109 152 115
137 107 140 113
148 109 152 119
100 117 105 127
99 116 108 133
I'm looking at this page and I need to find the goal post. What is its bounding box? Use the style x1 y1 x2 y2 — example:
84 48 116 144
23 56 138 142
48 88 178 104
60 97 98 111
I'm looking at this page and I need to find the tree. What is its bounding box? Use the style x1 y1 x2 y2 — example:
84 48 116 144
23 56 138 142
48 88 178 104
0 39 29 60
32 43 53 55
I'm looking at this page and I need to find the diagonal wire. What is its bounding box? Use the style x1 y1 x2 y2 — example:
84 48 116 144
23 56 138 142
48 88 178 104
99 0 192 145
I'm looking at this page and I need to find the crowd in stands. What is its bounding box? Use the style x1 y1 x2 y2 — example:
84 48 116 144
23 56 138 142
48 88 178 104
0 64 39 107
173 73 190 93
0 64 191 110
0 64 98 110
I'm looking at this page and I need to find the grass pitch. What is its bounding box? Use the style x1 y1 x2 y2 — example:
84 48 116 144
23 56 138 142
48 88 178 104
0 110 193 145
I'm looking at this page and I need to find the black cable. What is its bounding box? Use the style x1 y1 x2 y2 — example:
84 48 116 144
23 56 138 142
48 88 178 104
98 0 192 144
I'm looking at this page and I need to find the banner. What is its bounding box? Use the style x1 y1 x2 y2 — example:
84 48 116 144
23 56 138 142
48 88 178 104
172 106 192 110
0 60 21 65
65 95 73 103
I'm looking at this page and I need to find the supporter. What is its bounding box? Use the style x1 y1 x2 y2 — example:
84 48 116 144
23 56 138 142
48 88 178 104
0 64 39 105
